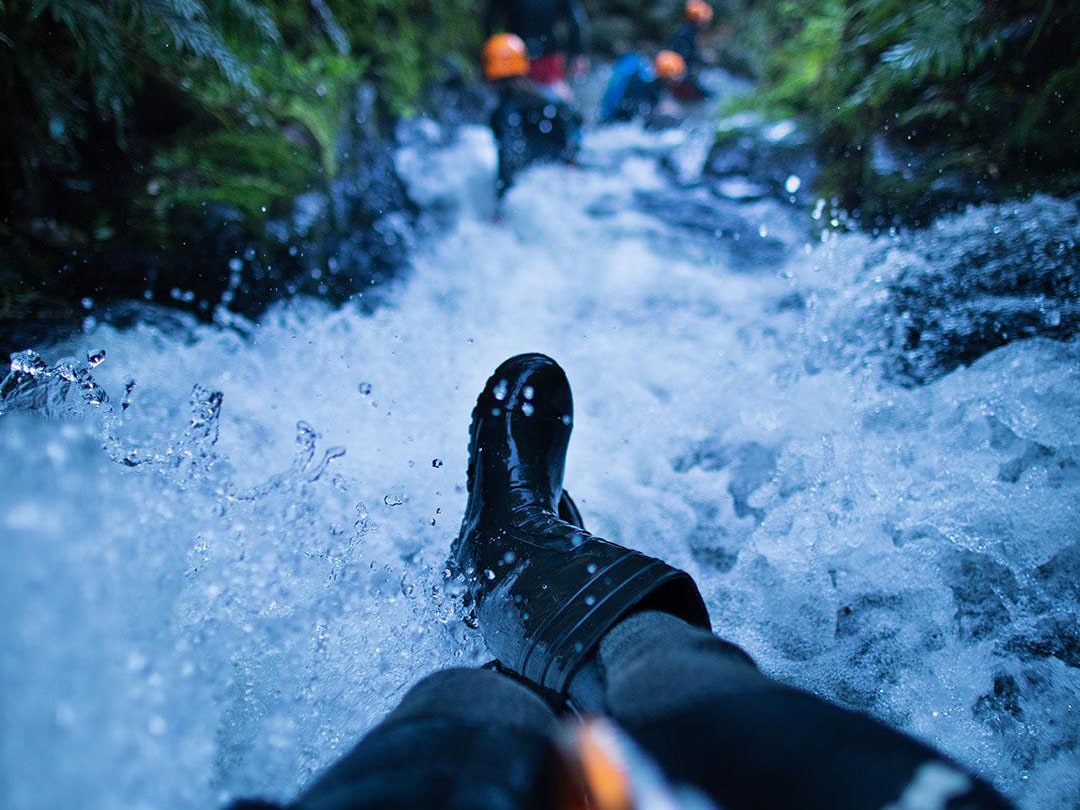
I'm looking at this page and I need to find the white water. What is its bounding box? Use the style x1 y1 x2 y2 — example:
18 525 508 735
2 115 1078 810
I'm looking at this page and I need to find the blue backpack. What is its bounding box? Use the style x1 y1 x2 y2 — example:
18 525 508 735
600 53 654 122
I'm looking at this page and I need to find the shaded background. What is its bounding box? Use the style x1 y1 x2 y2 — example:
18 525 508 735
2 0 1077 349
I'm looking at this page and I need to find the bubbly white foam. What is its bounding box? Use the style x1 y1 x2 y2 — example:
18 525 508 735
2 111 1077 810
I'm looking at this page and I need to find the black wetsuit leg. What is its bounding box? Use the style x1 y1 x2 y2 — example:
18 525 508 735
288 668 558 810
594 611 1014 810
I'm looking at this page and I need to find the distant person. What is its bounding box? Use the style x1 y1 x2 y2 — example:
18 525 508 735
484 0 591 100
228 353 1015 810
483 34 582 198
667 0 714 100
599 50 687 126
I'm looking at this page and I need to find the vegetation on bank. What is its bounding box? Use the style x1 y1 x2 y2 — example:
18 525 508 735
714 0 1080 223
2 0 1078 348
0 0 479 338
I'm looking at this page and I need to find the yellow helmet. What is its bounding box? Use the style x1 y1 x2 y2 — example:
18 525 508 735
654 50 687 81
685 0 714 25
482 33 529 81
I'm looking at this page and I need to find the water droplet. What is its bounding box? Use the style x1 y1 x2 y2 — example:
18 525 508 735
483 568 496 580
432 458 443 468
503 551 517 565
561 415 572 426
358 382 372 395
758 224 769 238
383 493 404 506
86 349 106 367
522 402 535 416
493 379 509 401
584 595 596 606
523 385 535 400
586 563 598 574
784 174 802 194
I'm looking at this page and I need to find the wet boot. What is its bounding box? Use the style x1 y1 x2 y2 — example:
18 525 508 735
452 353 711 700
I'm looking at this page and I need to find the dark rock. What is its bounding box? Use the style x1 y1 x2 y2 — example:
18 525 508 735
998 442 1079 487
634 187 790 270
943 550 1019 642
973 673 1023 723
1034 544 1080 604
880 196 1080 384
314 84 416 304
858 135 1002 226
689 543 739 572
703 115 820 207
1005 616 1080 668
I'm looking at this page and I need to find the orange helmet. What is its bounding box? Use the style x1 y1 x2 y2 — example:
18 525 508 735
654 50 687 81
482 33 529 81
685 0 714 25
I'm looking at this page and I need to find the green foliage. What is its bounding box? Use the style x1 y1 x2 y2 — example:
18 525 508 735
147 130 319 220
1 0 480 214
1 0 480 325
722 0 1080 217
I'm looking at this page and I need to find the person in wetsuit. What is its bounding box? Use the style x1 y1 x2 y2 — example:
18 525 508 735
484 34 582 197
228 353 1016 810
484 0 590 98
599 50 687 126
667 0 714 101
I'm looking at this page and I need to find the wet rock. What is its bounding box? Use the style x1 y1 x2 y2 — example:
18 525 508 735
834 591 947 717
703 114 819 207
857 135 1004 226
423 58 490 129
689 543 739 572
1005 616 1080 668
973 673 1023 723
634 187 790 270
997 442 1079 487
943 550 1019 642
673 435 731 472
1034 544 1080 604
314 85 416 304
20 83 417 332
880 196 1080 384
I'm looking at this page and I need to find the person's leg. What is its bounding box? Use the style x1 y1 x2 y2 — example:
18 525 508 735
291 667 559 810
594 611 1012 810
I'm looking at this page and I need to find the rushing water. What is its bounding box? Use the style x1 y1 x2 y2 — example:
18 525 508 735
2 101 1078 809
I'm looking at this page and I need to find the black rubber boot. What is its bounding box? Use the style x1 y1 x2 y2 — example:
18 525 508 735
452 353 711 698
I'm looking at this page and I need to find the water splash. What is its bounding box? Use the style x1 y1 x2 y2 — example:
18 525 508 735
2 95 1078 810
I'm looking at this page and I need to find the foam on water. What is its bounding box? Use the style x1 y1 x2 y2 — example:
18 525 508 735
2 118 1078 809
